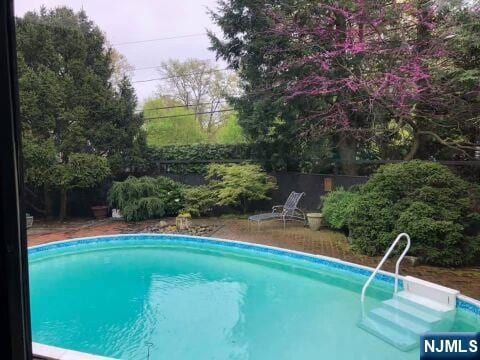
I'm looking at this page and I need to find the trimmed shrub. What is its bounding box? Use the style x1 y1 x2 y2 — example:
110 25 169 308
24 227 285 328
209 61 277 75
321 189 360 231
207 163 277 213
122 197 165 222
108 176 184 221
347 160 480 267
152 177 185 216
182 186 218 217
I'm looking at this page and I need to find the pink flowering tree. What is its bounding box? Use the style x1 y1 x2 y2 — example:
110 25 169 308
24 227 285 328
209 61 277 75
265 0 480 171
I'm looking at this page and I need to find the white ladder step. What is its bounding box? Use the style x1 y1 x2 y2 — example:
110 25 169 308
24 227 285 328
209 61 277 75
370 307 430 335
382 298 442 326
358 316 419 352
395 291 454 314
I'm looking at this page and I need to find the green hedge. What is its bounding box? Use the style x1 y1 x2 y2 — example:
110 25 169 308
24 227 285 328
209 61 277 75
345 161 480 267
143 144 255 174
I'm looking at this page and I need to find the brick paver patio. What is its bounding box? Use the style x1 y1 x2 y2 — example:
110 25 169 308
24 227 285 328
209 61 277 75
28 218 480 300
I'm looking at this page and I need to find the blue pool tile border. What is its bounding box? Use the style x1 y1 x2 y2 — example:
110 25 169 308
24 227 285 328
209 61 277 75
457 298 480 316
28 234 480 317
28 234 396 285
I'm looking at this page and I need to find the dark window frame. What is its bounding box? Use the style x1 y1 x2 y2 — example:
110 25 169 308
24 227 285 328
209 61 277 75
0 0 32 359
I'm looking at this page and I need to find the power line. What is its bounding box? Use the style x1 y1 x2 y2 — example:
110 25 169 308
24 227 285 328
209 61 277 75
112 33 206 46
133 68 229 84
128 58 222 72
144 108 235 121
143 100 228 112
128 65 162 72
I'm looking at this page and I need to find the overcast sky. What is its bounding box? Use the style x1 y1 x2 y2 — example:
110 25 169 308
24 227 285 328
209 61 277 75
14 0 225 103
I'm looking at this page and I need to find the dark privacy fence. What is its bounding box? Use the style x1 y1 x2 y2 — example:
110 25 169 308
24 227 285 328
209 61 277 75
30 147 479 217
57 172 366 217
161 171 368 211
48 171 367 217
29 160 479 218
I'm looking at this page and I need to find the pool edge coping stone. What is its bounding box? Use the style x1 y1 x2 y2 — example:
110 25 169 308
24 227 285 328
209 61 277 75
32 342 116 360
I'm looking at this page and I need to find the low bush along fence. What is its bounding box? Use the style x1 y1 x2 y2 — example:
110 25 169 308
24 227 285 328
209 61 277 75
108 163 277 221
321 160 480 267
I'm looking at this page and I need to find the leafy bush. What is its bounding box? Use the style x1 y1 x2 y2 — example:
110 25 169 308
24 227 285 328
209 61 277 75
122 197 165 222
108 176 184 221
53 153 111 190
182 186 218 217
347 161 480 266
321 189 360 231
206 163 277 213
153 177 185 215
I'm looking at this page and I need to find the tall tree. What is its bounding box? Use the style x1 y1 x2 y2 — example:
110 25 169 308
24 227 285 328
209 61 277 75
209 0 336 172
157 58 239 136
210 0 480 173
108 46 134 89
264 0 480 162
143 97 208 146
17 7 144 219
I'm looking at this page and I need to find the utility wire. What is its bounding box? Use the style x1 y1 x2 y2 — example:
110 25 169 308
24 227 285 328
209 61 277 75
112 33 206 46
144 108 235 121
128 65 162 72
143 100 228 112
132 68 229 83
128 58 221 72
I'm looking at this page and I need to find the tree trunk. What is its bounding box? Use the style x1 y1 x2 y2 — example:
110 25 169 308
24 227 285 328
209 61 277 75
404 132 421 161
403 1 431 162
241 199 248 214
44 186 54 219
59 189 68 221
338 136 358 175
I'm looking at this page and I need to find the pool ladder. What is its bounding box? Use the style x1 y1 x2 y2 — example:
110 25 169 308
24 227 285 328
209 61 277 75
358 233 458 351
361 233 411 304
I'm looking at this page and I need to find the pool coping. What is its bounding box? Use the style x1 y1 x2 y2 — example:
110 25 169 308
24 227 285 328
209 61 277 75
29 233 480 359
32 342 115 360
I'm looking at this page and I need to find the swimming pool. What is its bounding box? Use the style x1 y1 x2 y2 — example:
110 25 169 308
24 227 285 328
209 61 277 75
29 235 480 359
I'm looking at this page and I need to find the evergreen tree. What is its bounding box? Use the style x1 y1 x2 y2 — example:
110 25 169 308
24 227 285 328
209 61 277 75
17 7 144 219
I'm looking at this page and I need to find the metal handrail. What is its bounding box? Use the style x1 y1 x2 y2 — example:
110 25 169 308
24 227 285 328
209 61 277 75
360 233 411 303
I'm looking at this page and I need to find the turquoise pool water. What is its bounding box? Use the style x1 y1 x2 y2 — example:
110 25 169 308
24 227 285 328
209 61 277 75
29 235 480 360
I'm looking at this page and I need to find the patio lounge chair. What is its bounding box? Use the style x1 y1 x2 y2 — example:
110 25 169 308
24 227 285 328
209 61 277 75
248 191 306 229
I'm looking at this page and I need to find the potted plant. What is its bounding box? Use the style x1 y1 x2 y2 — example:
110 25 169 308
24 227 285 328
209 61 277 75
91 205 109 219
90 186 109 219
306 213 323 231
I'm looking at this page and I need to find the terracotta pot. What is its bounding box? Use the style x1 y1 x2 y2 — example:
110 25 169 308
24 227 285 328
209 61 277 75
307 213 323 231
91 205 108 219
